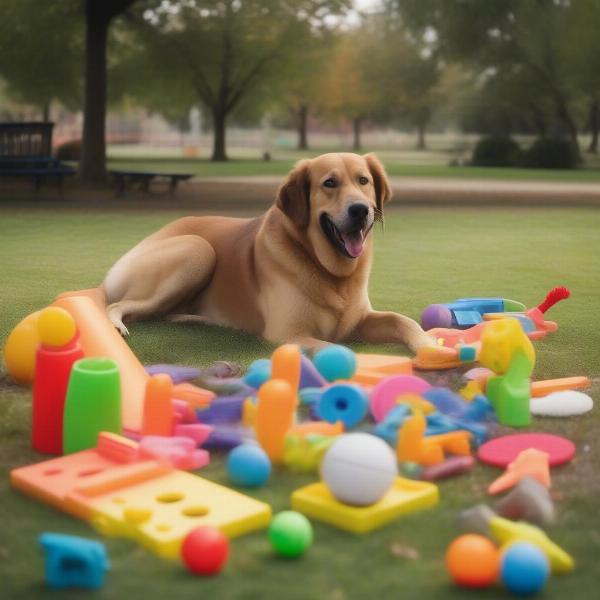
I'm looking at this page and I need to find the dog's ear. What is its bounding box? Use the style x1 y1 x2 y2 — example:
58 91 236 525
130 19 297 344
276 159 311 229
364 153 392 213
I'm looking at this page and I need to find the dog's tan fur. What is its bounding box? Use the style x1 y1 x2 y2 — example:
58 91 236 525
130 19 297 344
102 153 432 352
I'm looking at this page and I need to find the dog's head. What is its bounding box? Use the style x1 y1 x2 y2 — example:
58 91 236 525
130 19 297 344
276 153 391 275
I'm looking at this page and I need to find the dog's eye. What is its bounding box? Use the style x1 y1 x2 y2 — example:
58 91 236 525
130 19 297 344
323 178 336 188
359 176 369 185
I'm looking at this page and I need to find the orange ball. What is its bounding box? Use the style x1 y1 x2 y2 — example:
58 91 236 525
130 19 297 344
446 534 499 588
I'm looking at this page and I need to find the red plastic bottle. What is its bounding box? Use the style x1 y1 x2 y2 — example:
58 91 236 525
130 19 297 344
32 338 84 454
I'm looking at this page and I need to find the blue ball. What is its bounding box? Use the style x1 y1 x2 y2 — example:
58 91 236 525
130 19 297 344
318 384 368 428
227 444 271 488
500 542 549 596
313 345 356 382
243 359 271 389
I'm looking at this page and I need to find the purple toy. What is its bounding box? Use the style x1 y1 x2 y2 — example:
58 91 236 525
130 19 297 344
420 304 453 331
203 426 252 450
145 364 201 384
196 392 249 424
299 354 327 389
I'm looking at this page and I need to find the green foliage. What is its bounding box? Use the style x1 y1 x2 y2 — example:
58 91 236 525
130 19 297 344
0 0 83 114
471 136 521 167
121 0 350 159
397 0 600 148
521 138 579 170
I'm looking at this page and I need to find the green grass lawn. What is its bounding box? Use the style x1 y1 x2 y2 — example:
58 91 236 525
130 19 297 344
107 155 600 183
1 205 599 599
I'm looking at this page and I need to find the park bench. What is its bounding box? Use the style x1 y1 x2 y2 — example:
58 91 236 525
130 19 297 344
109 170 194 196
0 122 75 191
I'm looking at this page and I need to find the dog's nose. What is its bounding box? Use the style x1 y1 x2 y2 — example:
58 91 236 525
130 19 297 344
348 203 369 223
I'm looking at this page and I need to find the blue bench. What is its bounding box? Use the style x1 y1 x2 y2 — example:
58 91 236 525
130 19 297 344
0 122 75 192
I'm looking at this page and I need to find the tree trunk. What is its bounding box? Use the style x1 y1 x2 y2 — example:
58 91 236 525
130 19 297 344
42 103 50 122
211 109 228 161
297 103 309 150
80 6 110 183
588 99 599 154
556 100 580 159
352 116 362 151
79 0 135 183
416 121 427 150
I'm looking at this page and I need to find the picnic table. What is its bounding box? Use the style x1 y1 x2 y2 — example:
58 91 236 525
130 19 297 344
109 170 194 196
0 122 75 191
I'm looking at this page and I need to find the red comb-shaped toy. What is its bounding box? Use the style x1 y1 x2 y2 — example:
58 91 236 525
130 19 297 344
536 286 570 314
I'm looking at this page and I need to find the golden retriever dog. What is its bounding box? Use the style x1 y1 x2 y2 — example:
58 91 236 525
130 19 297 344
102 153 433 352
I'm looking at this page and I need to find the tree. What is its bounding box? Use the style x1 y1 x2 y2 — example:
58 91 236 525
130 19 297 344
280 28 336 150
0 1 82 119
80 0 137 183
131 0 348 161
397 0 600 156
318 31 376 151
562 0 600 153
366 25 445 149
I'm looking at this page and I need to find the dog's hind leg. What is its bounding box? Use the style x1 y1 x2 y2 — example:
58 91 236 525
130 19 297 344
103 235 216 335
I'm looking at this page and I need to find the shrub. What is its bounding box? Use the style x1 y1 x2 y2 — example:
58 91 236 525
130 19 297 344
471 136 521 167
520 137 578 169
54 139 81 161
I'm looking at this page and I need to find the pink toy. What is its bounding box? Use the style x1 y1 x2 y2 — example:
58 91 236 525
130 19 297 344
369 375 431 422
478 433 576 468
173 424 213 446
138 436 209 470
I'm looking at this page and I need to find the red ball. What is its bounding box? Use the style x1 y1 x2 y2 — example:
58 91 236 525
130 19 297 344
181 526 230 576
445 534 499 588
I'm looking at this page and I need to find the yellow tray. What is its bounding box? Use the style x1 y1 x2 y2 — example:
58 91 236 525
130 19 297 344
291 477 439 534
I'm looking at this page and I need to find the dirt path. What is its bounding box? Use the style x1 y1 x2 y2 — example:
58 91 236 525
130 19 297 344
2 175 599 213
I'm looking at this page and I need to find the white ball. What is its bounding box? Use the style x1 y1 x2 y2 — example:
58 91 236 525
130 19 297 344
320 433 398 506
531 390 593 417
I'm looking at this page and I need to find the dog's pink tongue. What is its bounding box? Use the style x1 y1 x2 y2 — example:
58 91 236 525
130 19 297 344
342 232 364 258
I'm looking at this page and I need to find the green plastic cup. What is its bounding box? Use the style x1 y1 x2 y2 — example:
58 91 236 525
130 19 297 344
63 357 122 454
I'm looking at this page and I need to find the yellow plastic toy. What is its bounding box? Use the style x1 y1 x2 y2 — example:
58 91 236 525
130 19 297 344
479 318 535 375
255 379 296 464
3 311 41 383
241 397 257 428
291 477 439 533
86 470 271 559
479 318 535 427
489 516 574 574
11 432 272 559
37 306 77 347
459 380 483 402
396 407 472 466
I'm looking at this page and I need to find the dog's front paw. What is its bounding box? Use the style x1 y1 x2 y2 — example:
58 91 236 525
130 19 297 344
115 322 130 337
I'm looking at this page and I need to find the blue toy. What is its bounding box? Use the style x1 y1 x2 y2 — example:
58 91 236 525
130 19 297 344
374 404 412 444
420 297 526 330
299 387 323 406
423 387 470 419
464 395 496 422
226 444 271 488
39 533 109 589
317 384 368 428
243 359 271 388
500 541 550 595
313 345 356 382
